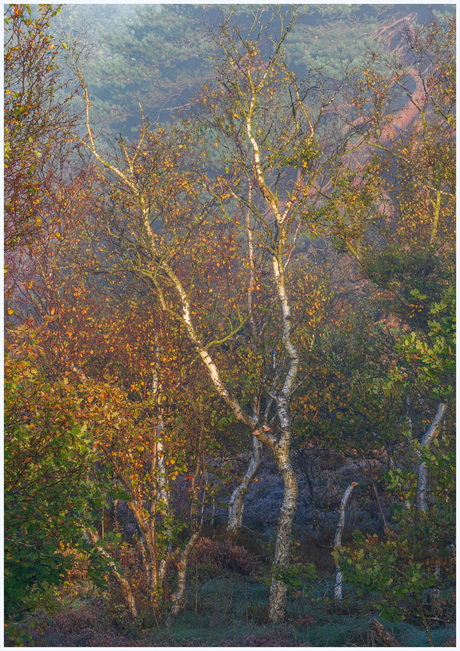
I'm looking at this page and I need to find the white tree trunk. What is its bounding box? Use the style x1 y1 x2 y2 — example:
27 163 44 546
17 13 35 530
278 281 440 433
417 403 447 513
417 403 448 606
156 418 171 585
267 440 299 622
227 434 262 531
334 482 358 602
152 350 172 585
263 229 300 621
226 179 266 533
166 528 202 628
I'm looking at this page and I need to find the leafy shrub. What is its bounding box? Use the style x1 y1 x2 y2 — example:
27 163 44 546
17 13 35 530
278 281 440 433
9 604 149 647
190 537 255 575
51 606 103 638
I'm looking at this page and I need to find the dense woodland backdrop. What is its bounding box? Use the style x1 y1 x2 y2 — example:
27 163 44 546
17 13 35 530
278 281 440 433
4 4 455 647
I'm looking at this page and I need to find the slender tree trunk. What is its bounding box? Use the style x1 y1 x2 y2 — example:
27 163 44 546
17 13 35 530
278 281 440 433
334 482 358 602
417 403 447 609
268 441 298 623
166 407 209 628
226 178 265 533
71 362 153 613
244 177 258 344
211 495 216 525
228 434 262 531
430 188 442 244
113 498 119 533
166 528 202 629
265 240 300 623
86 528 137 619
127 499 159 592
103 453 162 605
417 403 447 513
152 351 172 586
417 595 435 647
136 528 153 595
433 563 441 606
304 458 321 537
156 418 170 585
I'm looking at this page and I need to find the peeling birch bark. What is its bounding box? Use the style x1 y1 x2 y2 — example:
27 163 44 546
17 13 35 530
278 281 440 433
268 445 298 623
334 482 358 602
266 247 300 623
86 528 137 619
152 360 172 585
244 179 258 343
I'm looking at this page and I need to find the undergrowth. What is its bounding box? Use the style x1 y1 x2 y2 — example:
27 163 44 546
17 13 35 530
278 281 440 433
4 460 455 648
6 528 455 647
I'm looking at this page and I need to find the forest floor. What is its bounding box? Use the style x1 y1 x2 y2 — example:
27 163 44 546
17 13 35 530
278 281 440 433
5 449 455 648
7 523 455 647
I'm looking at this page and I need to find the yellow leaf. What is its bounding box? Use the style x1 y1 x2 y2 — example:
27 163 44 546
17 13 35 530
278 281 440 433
7 309 14 315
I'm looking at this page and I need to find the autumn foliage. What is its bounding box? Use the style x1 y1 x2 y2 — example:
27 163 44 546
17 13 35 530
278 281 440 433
4 6 455 647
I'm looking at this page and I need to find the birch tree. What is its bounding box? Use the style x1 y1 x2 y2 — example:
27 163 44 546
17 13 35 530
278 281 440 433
193 7 374 619
65 5 374 621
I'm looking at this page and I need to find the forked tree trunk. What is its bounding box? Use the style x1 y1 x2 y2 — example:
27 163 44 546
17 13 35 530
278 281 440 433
226 178 265 533
228 435 262 531
165 426 207 628
166 528 202 628
72 10 435 628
